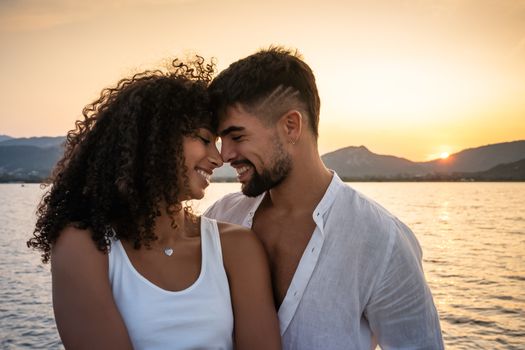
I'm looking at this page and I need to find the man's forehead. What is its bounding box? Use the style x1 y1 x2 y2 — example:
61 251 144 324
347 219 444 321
224 103 252 119
218 103 261 134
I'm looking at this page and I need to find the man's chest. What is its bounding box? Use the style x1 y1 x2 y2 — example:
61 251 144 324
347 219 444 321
252 213 317 307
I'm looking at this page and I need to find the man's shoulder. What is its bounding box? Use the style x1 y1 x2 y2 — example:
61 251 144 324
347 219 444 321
209 191 258 209
335 183 397 225
327 173 397 224
204 191 261 225
332 183 416 245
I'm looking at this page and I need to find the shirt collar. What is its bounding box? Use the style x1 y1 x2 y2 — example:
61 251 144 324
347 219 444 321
245 171 344 232
311 171 345 233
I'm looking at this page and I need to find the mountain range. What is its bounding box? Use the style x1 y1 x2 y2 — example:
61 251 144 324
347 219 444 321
0 136 523 182
0 136 65 181
321 140 525 180
0 135 13 142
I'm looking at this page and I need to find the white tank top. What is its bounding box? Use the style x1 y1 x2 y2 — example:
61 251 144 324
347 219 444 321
108 216 234 350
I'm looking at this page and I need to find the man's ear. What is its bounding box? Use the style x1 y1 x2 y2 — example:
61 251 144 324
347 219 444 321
279 110 302 144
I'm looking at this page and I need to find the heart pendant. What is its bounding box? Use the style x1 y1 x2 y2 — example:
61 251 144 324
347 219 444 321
164 248 174 256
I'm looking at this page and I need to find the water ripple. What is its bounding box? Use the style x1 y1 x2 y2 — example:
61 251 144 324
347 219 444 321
2 183 525 350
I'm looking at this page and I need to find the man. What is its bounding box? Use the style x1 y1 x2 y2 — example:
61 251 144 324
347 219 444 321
205 47 444 349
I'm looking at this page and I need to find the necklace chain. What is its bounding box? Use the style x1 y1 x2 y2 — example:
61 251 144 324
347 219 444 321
142 244 175 256
121 213 199 257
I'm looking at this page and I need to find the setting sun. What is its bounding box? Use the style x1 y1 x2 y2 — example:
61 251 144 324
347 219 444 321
440 152 450 159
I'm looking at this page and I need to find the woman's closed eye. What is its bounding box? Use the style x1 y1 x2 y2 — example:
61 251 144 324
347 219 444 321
198 136 211 144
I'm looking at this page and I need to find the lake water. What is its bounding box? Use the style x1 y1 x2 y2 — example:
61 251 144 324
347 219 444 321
1 182 524 349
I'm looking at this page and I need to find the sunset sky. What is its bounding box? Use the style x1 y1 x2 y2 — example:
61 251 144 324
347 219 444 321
1 0 524 161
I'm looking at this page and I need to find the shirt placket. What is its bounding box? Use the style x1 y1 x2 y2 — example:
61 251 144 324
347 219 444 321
278 210 325 335
243 194 265 228
245 210 254 228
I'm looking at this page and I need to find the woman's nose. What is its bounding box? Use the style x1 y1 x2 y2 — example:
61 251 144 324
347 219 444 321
209 147 223 168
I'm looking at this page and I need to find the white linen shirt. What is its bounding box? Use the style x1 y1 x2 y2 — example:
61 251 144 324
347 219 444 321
205 172 444 350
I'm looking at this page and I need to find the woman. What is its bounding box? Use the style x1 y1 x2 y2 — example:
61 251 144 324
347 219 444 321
27 57 281 350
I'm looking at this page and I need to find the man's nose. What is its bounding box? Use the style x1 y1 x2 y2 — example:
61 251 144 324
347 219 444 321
220 140 235 163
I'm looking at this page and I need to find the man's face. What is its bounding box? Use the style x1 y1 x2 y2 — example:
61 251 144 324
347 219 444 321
218 103 292 197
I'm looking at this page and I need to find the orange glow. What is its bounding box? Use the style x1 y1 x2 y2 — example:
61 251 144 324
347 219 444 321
0 0 524 161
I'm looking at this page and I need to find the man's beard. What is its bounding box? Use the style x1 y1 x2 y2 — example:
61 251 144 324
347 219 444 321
242 140 292 197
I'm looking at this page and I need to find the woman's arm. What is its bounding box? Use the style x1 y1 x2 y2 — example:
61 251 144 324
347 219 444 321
51 227 133 349
218 222 281 350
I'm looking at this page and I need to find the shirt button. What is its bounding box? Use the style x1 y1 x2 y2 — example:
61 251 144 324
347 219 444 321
293 291 298 297
311 247 316 253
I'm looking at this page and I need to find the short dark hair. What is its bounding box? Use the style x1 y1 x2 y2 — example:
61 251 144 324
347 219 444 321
209 46 321 137
27 57 215 263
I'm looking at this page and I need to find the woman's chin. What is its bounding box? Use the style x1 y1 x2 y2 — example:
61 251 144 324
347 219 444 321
179 186 207 202
187 190 205 201
193 192 205 200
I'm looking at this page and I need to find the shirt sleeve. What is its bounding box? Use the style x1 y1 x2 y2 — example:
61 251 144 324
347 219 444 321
365 223 444 349
203 193 230 219
203 199 219 218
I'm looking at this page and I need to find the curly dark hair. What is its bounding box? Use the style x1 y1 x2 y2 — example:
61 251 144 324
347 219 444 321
209 46 321 137
27 57 216 263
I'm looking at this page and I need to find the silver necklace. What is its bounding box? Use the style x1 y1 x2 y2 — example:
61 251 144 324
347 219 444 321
145 245 175 256
155 214 199 257
109 226 178 257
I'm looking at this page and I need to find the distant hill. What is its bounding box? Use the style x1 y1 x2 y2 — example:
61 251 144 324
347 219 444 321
321 141 525 180
0 135 523 182
0 145 63 179
0 136 65 181
0 136 65 148
212 163 237 181
322 146 427 179
464 158 525 181
421 140 525 173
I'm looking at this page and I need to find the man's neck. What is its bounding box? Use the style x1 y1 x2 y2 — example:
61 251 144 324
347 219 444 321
266 151 332 215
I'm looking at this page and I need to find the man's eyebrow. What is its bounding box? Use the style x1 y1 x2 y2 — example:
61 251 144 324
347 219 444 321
219 126 245 137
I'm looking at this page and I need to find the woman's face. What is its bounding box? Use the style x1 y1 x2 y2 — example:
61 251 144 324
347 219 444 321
181 128 223 200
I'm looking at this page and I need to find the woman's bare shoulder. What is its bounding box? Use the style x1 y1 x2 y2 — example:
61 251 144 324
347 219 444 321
215 221 267 270
216 221 251 235
52 224 108 268
216 221 260 247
